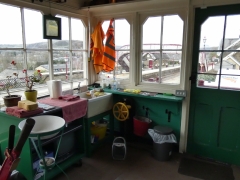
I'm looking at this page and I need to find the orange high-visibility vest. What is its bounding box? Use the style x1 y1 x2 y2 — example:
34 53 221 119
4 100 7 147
102 19 115 72
91 22 105 74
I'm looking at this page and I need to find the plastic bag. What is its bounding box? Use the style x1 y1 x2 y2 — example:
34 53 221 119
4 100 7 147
148 129 177 144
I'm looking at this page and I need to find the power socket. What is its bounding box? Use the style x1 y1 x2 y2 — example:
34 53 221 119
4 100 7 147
175 90 187 97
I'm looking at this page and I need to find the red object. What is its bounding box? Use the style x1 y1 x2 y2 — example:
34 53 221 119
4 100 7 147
198 80 204 86
133 116 151 137
6 107 43 118
149 59 153 69
58 95 80 101
0 119 35 180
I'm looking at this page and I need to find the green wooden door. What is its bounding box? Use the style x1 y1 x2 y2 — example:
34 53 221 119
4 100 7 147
187 4 240 165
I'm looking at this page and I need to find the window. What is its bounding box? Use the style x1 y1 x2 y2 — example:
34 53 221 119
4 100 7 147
54 15 87 90
141 15 183 85
197 15 240 90
0 3 87 104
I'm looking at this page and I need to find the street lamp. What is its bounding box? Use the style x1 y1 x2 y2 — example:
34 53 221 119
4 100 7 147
203 36 207 49
203 36 208 71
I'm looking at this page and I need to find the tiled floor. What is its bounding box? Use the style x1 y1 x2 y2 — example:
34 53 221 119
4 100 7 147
55 142 240 180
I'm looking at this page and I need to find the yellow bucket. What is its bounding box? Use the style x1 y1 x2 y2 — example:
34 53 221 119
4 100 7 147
91 123 107 140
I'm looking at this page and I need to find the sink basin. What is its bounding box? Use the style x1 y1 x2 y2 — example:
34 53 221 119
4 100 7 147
76 92 113 118
18 115 65 140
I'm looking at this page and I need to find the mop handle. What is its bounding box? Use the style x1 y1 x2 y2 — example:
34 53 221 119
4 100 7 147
13 118 35 153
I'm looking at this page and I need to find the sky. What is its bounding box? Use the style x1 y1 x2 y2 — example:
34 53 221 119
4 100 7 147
0 4 84 45
200 15 240 48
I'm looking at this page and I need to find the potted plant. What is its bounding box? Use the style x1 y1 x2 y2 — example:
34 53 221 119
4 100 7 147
23 69 42 102
1 61 22 107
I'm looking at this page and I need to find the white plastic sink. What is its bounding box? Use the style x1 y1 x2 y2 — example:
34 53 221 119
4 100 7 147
76 92 113 118
18 115 65 140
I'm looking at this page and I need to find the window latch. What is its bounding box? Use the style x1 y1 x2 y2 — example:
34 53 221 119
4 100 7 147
189 75 197 84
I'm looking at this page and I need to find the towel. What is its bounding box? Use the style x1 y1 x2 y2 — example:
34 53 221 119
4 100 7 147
6 106 43 118
102 19 116 72
91 22 105 73
38 98 87 123
58 95 80 101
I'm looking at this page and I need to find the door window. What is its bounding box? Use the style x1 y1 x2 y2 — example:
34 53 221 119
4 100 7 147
197 15 240 90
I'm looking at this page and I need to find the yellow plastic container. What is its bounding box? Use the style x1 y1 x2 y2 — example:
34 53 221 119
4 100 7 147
90 123 107 140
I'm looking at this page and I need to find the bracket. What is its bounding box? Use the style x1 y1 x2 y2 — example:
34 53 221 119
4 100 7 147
175 90 187 97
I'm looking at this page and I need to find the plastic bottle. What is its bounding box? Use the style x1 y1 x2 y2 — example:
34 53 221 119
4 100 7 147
117 81 121 90
102 78 107 88
112 77 117 90
107 76 110 87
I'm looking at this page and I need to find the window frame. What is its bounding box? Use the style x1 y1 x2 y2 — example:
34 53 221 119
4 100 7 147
0 3 88 101
193 6 240 91
93 7 187 94
93 14 134 87
136 9 187 94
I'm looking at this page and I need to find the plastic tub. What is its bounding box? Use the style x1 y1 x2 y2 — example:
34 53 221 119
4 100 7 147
91 122 107 140
133 116 152 136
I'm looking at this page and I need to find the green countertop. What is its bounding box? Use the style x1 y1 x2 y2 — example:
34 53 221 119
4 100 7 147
89 87 184 102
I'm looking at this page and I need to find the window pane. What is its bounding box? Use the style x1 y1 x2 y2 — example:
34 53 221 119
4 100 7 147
198 52 220 73
53 16 69 49
72 18 85 50
0 4 23 48
26 51 48 86
161 51 181 84
224 15 240 51
53 51 70 81
0 51 24 79
0 51 24 93
115 19 130 47
24 9 48 49
220 74 240 90
72 51 86 87
142 16 161 50
200 16 225 50
141 15 182 85
141 50 181 84
115 50 130 80
221 52 240 74
162 15 183 46
101 20 130 83
197 74 218 88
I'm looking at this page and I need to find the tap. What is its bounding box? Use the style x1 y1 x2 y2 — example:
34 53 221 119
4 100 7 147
78 82 81 93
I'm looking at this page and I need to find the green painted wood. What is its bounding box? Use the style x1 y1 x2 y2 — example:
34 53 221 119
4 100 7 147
0 112 86 180
0 114 34 180
84 110 114 157
112 93 182 142
103 88 184 102
188 4 240 166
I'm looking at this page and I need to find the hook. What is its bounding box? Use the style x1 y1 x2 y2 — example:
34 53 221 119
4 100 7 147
165 109 172 122
145 107 149 118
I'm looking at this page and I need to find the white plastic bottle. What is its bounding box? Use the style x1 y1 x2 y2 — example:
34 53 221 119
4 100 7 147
112 77 117 90
102 78 107 88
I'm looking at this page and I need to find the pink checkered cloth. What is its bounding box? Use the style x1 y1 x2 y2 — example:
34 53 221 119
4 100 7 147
58 95 80 101
38 97 87 123
6 106 43 118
